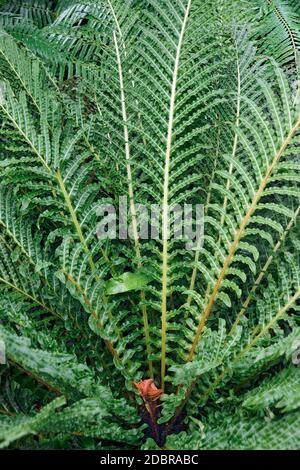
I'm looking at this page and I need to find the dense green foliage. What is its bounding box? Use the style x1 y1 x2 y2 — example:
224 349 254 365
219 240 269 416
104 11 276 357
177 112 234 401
0 0 299 450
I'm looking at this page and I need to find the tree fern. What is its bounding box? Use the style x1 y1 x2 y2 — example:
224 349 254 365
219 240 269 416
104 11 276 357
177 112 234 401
0 0 299 451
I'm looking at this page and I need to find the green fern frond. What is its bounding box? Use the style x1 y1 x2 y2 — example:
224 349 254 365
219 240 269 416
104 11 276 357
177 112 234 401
243 364 300 412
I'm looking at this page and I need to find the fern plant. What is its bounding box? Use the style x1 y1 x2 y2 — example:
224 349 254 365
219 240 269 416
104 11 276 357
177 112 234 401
0 0 299 450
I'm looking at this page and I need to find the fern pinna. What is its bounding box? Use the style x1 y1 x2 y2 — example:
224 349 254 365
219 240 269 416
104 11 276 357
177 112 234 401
0 0 299 450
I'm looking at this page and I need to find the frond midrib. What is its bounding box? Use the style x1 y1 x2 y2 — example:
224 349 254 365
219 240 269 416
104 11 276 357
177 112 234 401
161 0 192 391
